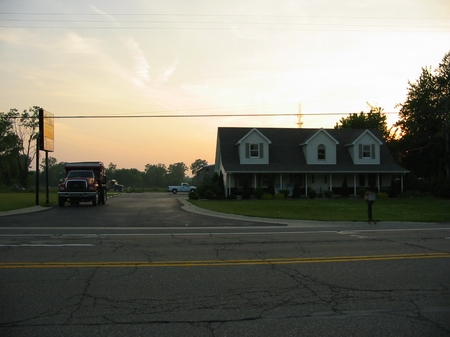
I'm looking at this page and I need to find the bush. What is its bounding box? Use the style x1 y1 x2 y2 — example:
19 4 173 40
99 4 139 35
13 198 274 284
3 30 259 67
376 192 389 199
279 189 290 199
226 194 237 200
188 191 199 200
292 183 301 199
274 193 285 200
341 178 349 198
253 188 264 199
262 193 274 200
308 188 317 199
325 190 333 199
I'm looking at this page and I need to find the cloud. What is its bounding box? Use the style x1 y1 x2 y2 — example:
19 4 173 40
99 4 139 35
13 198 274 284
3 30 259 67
89 5 120 27
122 37 151 84
158 59 179 83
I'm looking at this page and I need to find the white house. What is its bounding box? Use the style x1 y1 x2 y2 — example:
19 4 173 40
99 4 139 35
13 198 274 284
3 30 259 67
214 127 408 196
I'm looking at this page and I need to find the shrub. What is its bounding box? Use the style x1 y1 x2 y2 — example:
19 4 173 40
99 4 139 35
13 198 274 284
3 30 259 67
226 194 237 200
253 188 264 199
262 193 274 200
341 178 349 198
325 190 333 199
188 191 199 200
279 189 290 199
292 182 301 199
376 192 389 199
308 188 317 199
274 193 285 200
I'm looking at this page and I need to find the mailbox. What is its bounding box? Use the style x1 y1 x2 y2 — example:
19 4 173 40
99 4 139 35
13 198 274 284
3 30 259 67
364 191 376 202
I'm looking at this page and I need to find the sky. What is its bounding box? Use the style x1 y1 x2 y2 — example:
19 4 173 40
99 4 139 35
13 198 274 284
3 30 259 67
0 0 449 172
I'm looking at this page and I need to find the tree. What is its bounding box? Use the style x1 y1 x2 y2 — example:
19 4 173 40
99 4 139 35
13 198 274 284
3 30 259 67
9 106 40 188
144 163 167 187
335 105 389 140
166 162 188 185
0 111 21 186
39 156 65 187
190 159 208 175
395 51 450 183
106 162 117 177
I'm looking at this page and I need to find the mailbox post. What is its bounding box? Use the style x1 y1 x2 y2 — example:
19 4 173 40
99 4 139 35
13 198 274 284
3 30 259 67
364 191 376 224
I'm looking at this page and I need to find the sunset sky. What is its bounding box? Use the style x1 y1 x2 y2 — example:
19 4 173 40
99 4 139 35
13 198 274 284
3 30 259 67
1 0 449 172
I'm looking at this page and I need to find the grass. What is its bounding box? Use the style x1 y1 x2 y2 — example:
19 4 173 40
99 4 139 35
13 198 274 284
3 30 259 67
188 198 450 223
0 190 122 212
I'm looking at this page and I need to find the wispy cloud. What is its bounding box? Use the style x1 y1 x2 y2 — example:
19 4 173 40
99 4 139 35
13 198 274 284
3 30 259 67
122 37 151 84
158 59 179 83
89 5 120 27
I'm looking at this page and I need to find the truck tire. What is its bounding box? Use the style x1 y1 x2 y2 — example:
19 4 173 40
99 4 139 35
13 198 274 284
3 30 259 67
190 189 196 193
92 195 97 206
172 189 178 194
58 197 65 207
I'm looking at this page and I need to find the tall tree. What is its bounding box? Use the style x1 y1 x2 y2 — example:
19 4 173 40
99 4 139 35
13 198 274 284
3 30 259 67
190 159 208 175
0 111 21 186
9 106 40 188
395 51 450 181
334 105 389 140
144 163 167 187
167 162 188 185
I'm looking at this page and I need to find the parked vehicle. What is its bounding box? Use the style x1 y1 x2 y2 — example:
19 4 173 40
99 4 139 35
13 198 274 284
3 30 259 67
107 179 124 192
167 183 197 194
58 162 107 207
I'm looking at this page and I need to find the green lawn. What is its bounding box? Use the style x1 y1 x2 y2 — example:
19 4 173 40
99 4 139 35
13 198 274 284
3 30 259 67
189 198 450 222
0 191 122 212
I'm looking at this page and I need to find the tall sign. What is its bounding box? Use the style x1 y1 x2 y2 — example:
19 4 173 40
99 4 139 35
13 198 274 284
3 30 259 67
39 108 54 152
37 108 55 205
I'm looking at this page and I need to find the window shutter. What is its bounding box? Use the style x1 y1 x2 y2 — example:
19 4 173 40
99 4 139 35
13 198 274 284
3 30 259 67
371 144 375 159
359 144 363 159
245 143 249 158
260 143 264 158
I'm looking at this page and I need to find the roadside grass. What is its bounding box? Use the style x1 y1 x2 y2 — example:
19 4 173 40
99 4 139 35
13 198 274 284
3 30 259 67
188 198 450 222
0 190 122 212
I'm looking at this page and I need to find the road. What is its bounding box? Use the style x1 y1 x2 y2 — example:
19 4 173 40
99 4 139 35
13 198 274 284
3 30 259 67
1 193 449 336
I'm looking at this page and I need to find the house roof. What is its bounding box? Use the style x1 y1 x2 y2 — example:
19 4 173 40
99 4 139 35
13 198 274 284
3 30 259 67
217 127 408 174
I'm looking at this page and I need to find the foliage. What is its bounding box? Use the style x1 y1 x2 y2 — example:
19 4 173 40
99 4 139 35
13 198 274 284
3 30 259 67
166 162 188 185
292 182 302 199
190 159 208 175
0 107 40 188
262 193 273 200
334 105 389 140
307 188 317 199
242 175 252 200
395 50 450 185
341 177 349 198
279 189 290 198
144 163 167 188
253 187 264 199
274 193 285 200
196 172 225 199
325 190 333 199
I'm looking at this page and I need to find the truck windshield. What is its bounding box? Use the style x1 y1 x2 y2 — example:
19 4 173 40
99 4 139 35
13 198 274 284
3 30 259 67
67 171 94 178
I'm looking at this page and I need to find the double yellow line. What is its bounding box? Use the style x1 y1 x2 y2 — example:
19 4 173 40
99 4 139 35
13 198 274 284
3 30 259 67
1 252 449 269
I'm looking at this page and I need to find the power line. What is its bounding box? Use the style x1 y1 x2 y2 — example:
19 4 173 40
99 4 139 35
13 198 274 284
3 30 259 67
30 112 400 119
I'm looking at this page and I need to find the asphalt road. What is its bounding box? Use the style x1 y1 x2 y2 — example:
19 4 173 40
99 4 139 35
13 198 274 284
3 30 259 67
1 193 450 336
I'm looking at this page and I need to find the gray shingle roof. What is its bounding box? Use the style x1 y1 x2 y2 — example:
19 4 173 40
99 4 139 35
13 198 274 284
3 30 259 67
217 127 408 173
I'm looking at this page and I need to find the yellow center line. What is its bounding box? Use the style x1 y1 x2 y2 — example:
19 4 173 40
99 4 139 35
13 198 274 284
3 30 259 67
1 253 449 269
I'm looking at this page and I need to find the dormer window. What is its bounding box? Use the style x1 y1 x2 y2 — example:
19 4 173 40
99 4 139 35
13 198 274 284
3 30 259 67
246 143 264 159
250 144 260 158
318 144 326 160
359 144 375 159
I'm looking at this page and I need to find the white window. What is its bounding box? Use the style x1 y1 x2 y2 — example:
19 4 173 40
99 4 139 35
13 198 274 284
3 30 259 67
362 145 371 158
250 144 260 158
318 144 326 160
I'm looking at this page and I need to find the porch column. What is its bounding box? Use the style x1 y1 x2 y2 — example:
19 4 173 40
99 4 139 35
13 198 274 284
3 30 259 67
377 173 380 192
227 173 231 196
254 174 257 189
280 174 283 190
401 174 404 192
329 174 332 191
353 174 357 195
305 173 308 196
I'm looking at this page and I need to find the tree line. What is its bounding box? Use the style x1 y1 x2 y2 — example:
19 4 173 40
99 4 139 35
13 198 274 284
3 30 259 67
1 51 449 196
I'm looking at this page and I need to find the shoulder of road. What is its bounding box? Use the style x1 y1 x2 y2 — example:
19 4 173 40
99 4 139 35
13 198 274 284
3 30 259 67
1 198 447 228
